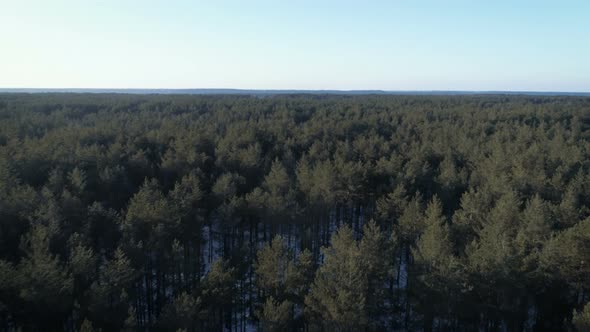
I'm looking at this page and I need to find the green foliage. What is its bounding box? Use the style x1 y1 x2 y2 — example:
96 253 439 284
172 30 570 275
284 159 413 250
375 184 407 222
305 222 390 330
413 197 454 274
359 220 392 326
87 248 135 330
452 187 494 248
169 171 203 217
296 158 337 207
466 213 518 279
412 197 458 327
123 305 138 331
80 318 94 332
515 195 551 274
1 94 590 330
68 236 96 286
159 292 203 331
255 236 293 298
202 259 236 306
397 194 424 243
255 236 314 326
212 172 244 201
68 167 87 196
13 225 74 327
258 297 293 331
305 225 368 329
262 159 297 216
573 302 590 332
123 178 176 250
125 178 170 226
541 217 590 290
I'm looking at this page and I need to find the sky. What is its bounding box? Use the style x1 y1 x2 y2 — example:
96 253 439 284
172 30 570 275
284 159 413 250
1 0 589 91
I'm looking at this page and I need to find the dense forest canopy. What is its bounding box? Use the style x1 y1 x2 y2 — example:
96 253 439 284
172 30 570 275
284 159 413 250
0 93 590 331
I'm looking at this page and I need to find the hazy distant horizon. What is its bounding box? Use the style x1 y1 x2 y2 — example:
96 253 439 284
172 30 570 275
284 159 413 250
1 88 589 96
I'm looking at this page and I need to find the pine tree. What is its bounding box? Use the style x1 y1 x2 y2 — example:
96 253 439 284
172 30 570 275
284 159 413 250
465 193 524 329
359 220 391 328
488 190 521 234
555 184 582 229
259 297 293 331
572 302 590 332
296 158 336 208
288 249 314 303
212 173 243 203
46 167 65 195
68 167 87 197
263 159 290 198
515 195 551 276
436 153 467 209
255 236 291 299
541 217 590 291
169 171 203 221
124 178 171 231
466 215 518 279
414 197 454 275
122 305 138 331
375 184 407 223
0 155 13 195
88 248 135 330
262 159 296 217
201 259 236 329
159 292 202 331
255 236 314 326
412 197 456 331
0 259 15 325
14 225 74 329
397 194 424 244
79 318 94 332
68 235 97 303
452 187 493 249
305 225 367 330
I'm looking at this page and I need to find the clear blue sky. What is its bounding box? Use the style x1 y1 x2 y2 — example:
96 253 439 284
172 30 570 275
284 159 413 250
2 0 589 91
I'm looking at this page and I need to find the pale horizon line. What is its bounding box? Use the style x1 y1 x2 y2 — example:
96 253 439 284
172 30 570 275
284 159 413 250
1 87 590 95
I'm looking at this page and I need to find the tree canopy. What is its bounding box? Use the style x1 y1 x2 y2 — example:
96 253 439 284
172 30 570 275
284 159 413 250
0 93 589 330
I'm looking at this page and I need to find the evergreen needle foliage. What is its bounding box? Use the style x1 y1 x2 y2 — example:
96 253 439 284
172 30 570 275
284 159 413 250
0 94 589 330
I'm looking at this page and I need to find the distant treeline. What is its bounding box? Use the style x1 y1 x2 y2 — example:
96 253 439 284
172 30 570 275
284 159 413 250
0 94 589 331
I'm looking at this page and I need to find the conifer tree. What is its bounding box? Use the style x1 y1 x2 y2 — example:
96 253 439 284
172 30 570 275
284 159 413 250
541 217 590 291
397 194 424 244
255 236 314 326
414 197 453 272
515 195 551 276
79 318 94 332
0 259 16 325
123 305 138 332
305 225 368 330
169 171 203 221
255 236 291 299
262 159 296 217
573 302 590 332
452 187 494 249
159 292 202 331
201 259 236 329
14 225 74 329
375 184 407 223
68 167 87 197
359 220 391 328
412 197 456 330
87 248 135 330
259 297 293 331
